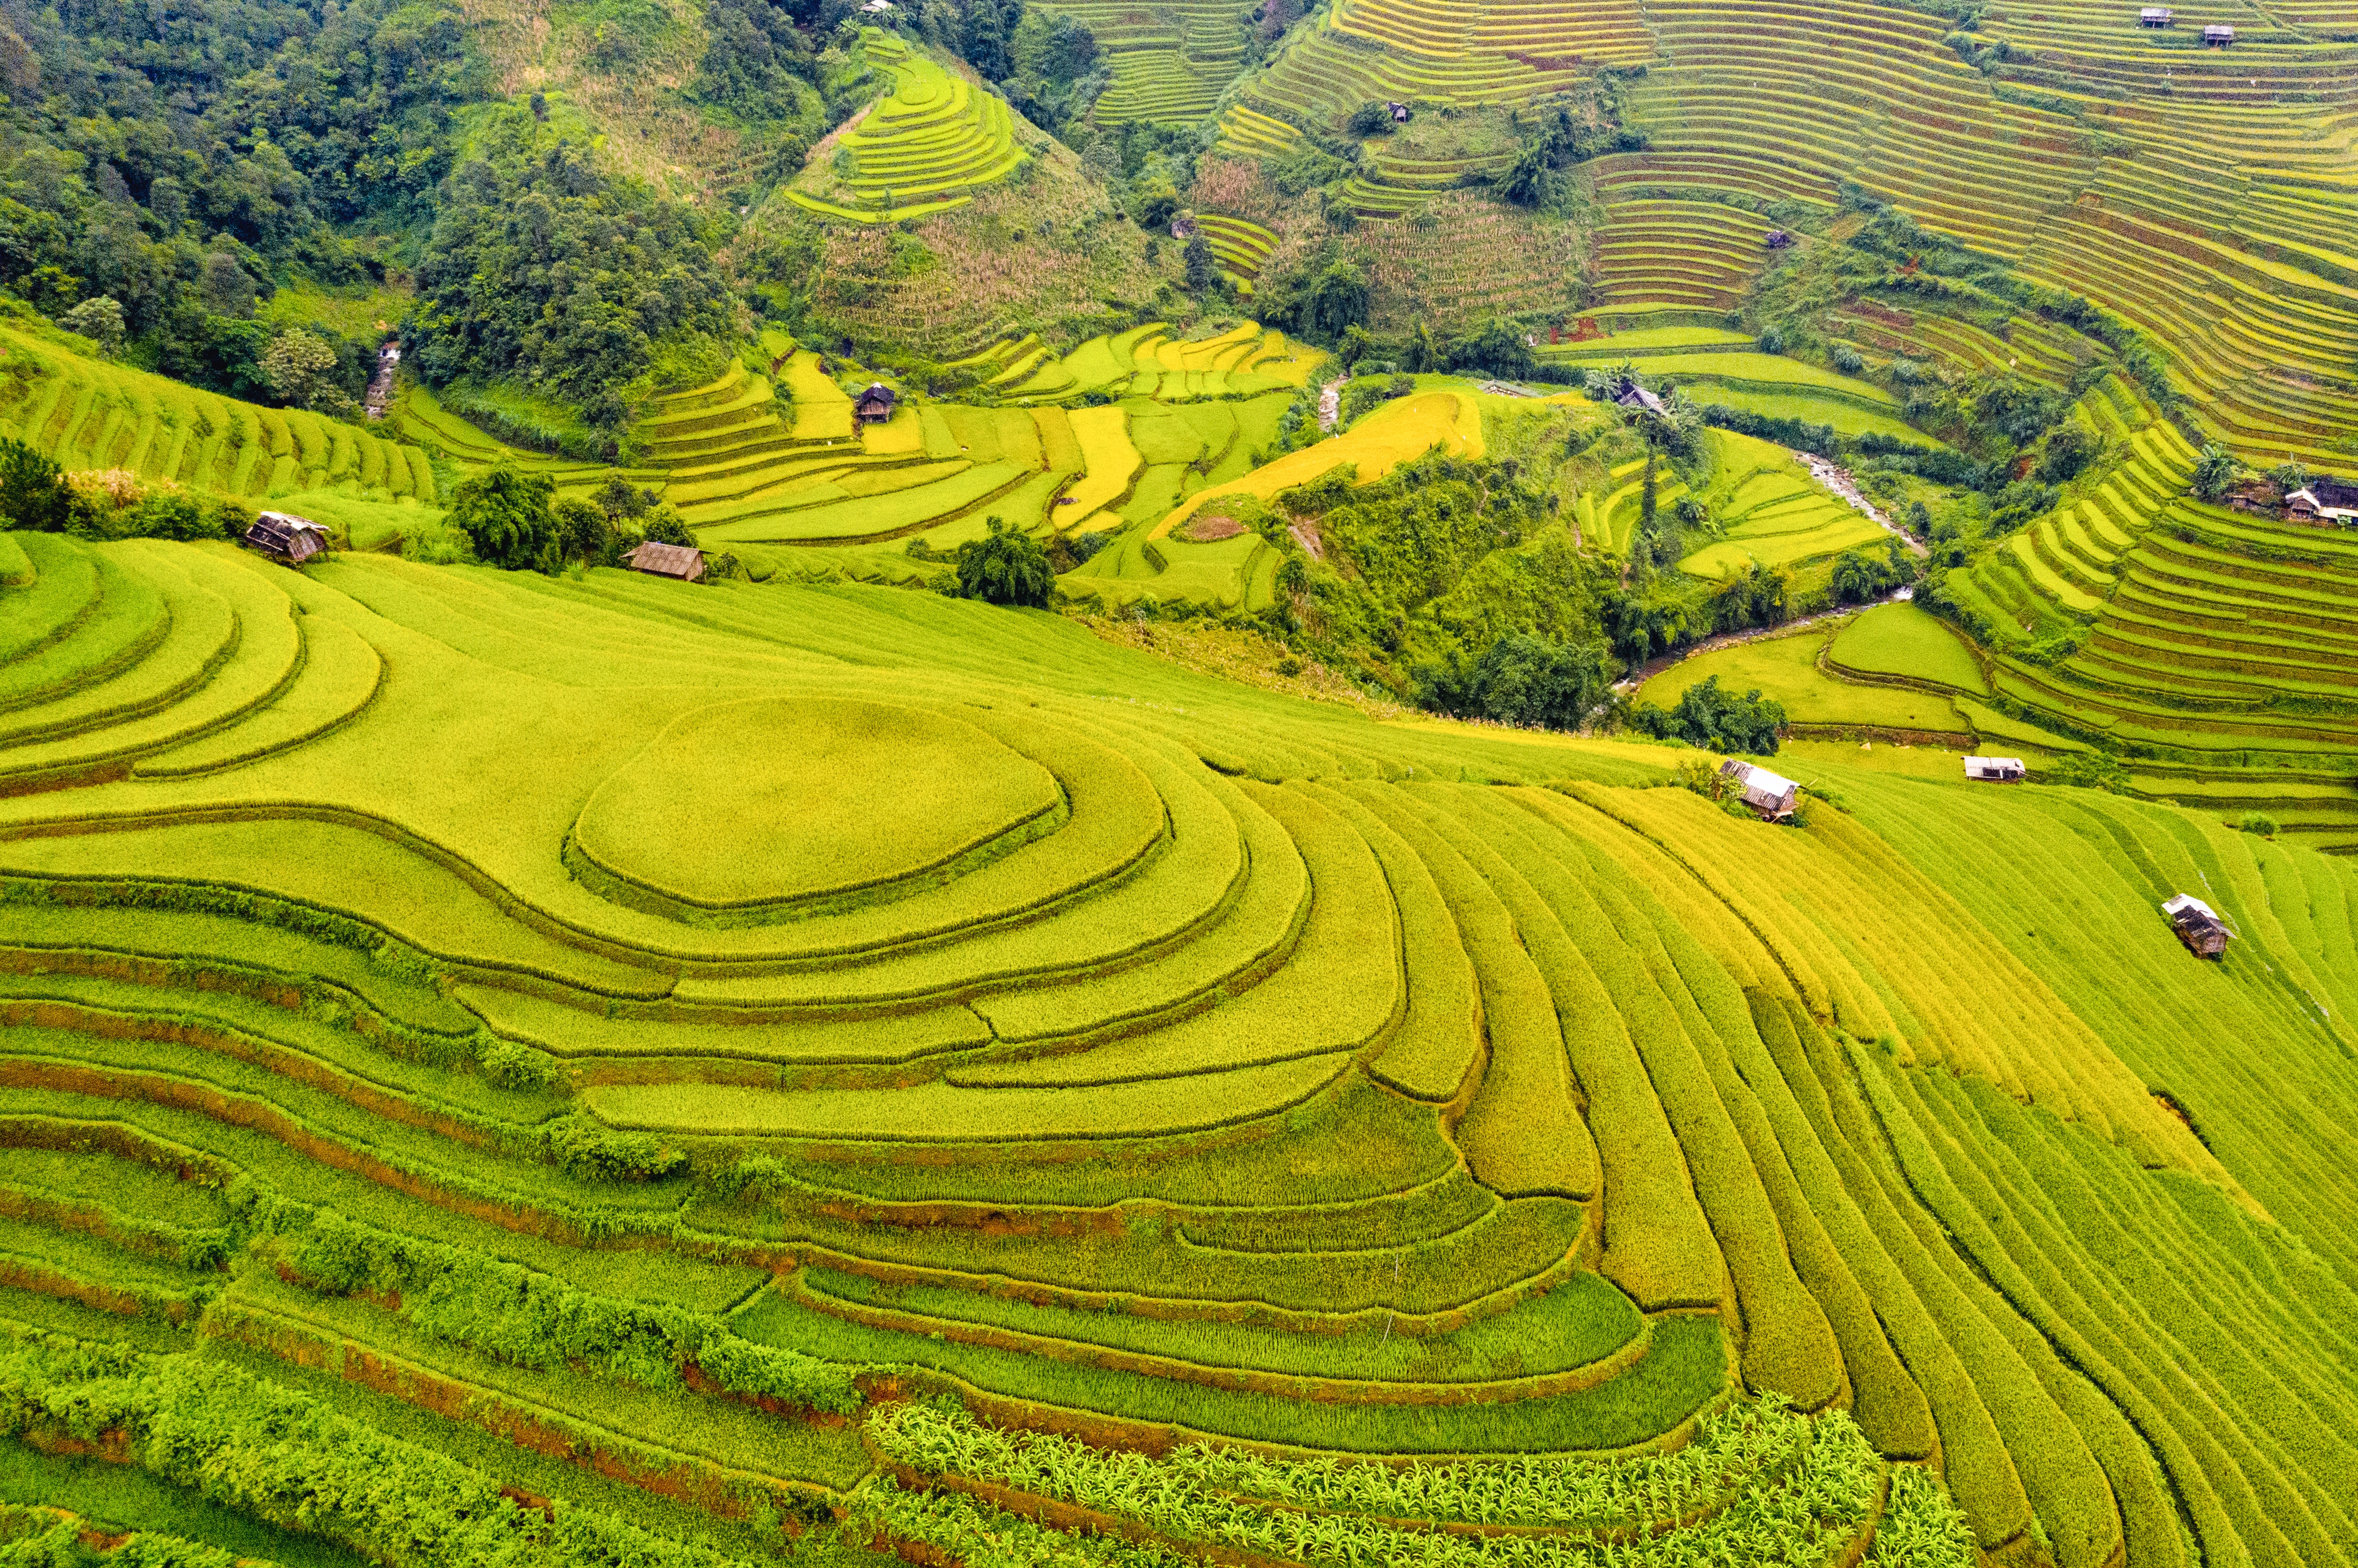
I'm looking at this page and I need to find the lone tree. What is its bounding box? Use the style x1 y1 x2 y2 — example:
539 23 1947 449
2190 443 2241 502
57 296 125 358
448 465 560 571
1183 233 1219 293
955 516 1054 607
260 329 357 416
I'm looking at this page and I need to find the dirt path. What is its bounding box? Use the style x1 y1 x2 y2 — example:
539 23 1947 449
365 341 399 421
1316 376 1346 432
1794 449 1927 556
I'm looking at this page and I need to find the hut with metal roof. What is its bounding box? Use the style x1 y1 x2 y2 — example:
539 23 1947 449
2162 893 2231 957
1964 755 2026 782
1719 759 1801 821
2202 22 2234 42
241 512 331 566
625 541 705 582
2138 6 2174 23
1613 378 1670 418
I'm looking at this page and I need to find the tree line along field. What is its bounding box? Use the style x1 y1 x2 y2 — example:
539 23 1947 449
5 492 2358 1568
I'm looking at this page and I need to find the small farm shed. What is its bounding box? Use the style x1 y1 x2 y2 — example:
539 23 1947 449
1964 755 2026 782
1386 101 1412 123
854 384 899 425
2203 22 2234 43
1614 379 1669 417
1719 759 1801 821
2285 480 2358 522
2138 6 2173 23
1764 229 1794 249
2162 893 2231 957
242 512 330 565
626 541 705 582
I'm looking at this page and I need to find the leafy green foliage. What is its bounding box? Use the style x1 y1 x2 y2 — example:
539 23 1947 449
0 439 73 533
0 1326 760 1568
954 516 1054 606
863 1393 1905 1565
276 1208 859 1414
1279 449 1612 689
411 111 734 435
0 0 471 391
258 330 358 417
1632 674 1787 753
1419 632 1612 731
2191 443 2241 502
1828 540 1918 605
445 466 559 571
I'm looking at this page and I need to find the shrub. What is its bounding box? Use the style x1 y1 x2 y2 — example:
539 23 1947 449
1418 633 1613 731
1631 675 1786 754
2237 812 2278 838
64 471 244 541
2048 749 2128 792
955 515 1054 607
0 438 78 532
1347 102 1395 136
447 465 560 570
1830 343 1864 374
1757 327 1785 354
2038 424 2096 483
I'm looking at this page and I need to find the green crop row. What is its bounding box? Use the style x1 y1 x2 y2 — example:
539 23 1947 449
863 1390 1913 1565
0 1321 757 1568
738 1286 1729 1454
266 1206 859 1414
796 1261 1641 1390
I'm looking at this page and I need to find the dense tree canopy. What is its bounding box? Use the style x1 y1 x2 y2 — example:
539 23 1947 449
410 113 736 433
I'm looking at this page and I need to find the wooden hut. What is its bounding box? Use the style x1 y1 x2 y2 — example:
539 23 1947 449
2162 893 2231 957
1719 759 1801 821
625 541 705 582
241 512 330 565
2284 480 2358 522
853 384 898 425
1386 101 1412 124
2138 6 2173 23
1764 229 1795 249
1964 755 2026 782
2202 22 2234 43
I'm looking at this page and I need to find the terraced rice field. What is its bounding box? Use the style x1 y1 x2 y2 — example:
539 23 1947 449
786 31 1028 222
1879 373 2358 846
0 326 435 505
1029 0 1253 123
608 332 1318 607
1584 428 1885 568
5 522 2356 1568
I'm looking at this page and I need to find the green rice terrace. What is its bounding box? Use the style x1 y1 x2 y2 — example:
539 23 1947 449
5 0 2358 1551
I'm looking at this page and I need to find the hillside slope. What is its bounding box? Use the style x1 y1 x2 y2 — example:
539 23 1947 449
0 532 2352 1567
